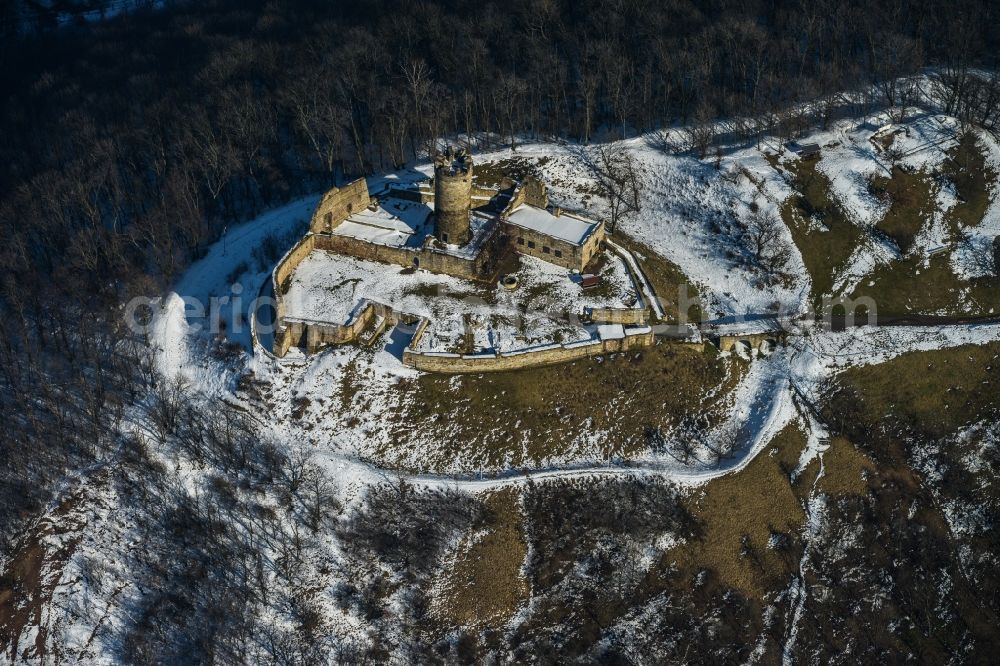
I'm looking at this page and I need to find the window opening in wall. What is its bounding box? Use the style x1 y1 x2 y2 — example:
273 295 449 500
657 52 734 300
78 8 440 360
528 240 535 249
543 246 551 254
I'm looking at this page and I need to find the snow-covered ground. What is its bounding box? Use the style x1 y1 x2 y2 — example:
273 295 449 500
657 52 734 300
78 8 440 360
472 140 811 319
953 126 1000 279
282 249 637 353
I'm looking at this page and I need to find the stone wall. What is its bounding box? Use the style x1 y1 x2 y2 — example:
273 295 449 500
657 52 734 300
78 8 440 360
401 327 654 374
273 234 316 302
586 306 650 325
502 182 527 215
269 230 399 357
314 231 501 281
521 176 548 208
389 184 434 203
309 179 371 233
471 184 500 207
278 299 398 355
714 332 785 352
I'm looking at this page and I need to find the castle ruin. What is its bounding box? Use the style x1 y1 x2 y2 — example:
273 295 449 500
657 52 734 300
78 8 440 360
271 147 611 358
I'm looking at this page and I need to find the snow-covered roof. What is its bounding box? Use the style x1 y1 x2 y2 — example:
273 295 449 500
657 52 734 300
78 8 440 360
597 324 625 340
506 204 599 246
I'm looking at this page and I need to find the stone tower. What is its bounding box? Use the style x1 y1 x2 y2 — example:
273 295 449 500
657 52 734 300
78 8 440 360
433 148 473 245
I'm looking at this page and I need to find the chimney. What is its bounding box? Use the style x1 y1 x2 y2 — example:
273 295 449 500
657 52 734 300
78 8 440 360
553 206 562 217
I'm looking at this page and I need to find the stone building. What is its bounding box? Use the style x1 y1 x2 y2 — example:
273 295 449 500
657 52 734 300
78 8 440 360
503 204 602 270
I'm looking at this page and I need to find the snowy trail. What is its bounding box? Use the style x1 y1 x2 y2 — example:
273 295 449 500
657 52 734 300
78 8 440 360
296 320 1000 492
155 311 1000 495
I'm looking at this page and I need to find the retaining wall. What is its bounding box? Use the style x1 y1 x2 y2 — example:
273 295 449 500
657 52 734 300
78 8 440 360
402 327 654 374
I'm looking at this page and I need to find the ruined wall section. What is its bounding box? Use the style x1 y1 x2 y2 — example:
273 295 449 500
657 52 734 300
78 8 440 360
289 300 397 353
309 178 371 233
521 176 549 208
714 332 785 352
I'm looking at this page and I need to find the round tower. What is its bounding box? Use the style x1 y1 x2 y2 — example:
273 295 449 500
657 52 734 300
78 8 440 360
433 148 473 245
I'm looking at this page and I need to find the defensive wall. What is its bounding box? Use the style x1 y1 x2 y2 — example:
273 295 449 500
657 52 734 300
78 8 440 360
401 326 654 374
312 230 505 282
309 178 371 234
272 233 315 356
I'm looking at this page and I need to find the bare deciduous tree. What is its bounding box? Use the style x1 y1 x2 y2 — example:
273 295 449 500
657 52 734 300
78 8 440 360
582 143 642 234
684 104 717 158
742 210 791 280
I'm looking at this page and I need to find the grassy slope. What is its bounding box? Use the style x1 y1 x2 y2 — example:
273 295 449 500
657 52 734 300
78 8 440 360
848 136 1000 315
812 342 1000 659
871 167 936 254
367 344 744 472
669 424 808 600
433 488 528 629
776 156 865 306
827 342 1000 441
